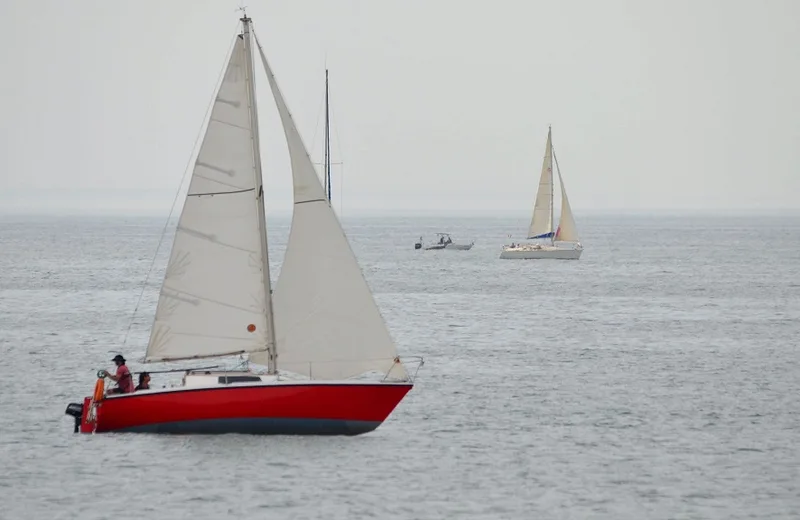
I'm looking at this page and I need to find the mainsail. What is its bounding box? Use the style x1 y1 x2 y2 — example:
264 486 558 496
527 128 554 239
144 34 273 362
248 35 406 381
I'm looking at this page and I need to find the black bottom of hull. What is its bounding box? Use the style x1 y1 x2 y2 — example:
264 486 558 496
112 417 382 436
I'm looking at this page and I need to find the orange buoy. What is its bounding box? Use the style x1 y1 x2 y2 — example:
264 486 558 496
93 378 105 403
247 324 256 333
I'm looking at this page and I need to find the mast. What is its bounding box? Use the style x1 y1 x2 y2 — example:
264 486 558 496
549 125 554 245
241 13 278 374
324 69 331 202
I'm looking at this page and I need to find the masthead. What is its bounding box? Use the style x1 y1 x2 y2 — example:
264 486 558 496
237 3 249 22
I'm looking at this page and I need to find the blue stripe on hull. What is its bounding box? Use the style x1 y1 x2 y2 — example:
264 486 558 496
115 418 382 436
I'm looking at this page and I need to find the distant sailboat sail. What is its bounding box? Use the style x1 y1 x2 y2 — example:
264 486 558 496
525 126 580 244
554 160 579 243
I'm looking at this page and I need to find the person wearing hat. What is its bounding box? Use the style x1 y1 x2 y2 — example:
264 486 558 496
103 354 134 394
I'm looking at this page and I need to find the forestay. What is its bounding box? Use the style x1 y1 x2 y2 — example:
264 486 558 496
248 35 407 381
145 36 271 362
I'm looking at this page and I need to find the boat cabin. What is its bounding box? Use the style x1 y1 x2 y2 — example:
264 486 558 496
182 370 278 388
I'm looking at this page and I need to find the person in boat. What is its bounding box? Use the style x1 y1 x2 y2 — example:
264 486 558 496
104 354 134 394
135 372 151 391
439 236 444 244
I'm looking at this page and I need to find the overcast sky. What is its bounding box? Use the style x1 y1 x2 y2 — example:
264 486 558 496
0 0 797 216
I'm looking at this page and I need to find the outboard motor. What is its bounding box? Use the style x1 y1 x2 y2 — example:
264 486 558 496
65 402 83 433
414 242 422 250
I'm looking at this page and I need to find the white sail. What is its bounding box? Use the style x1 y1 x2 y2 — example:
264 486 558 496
527 128 553 239
144 36 271 363
554 167 580 242
249 35 406 381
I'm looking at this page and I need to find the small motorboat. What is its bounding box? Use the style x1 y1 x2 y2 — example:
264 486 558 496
417 233 474 251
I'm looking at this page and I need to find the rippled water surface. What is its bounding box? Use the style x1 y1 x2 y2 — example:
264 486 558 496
0 214 798 519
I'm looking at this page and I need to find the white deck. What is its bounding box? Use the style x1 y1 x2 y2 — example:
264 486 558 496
104 370 410 400
182 371 278 388
499 243 583 260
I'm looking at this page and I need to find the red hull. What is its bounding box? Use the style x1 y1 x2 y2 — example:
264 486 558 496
73 382 412 435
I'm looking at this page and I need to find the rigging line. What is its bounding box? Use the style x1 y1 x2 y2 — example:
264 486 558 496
314 53 328 162
308 85 325 165
551 144 561 174
121 23 241 349
340 162 344 220
329 89 345 161
299 53 327 165
328 90 346 217
252 28 324 175
551 144 564 189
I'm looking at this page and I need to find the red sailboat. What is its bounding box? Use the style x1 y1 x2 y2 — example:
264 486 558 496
65 12 420 435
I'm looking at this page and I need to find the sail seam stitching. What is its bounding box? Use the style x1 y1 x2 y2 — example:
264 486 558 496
208 117 250 132
160 286 262 313
188 188 255 197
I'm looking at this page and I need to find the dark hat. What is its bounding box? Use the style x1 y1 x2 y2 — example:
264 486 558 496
111 354 126 363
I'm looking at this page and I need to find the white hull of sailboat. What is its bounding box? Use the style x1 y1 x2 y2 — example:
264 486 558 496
499 244 583 260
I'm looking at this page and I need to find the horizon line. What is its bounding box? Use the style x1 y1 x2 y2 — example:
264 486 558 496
1 208 799 219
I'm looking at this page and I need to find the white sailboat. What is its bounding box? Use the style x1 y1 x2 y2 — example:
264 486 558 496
65 13 420 436
500 126 583 260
